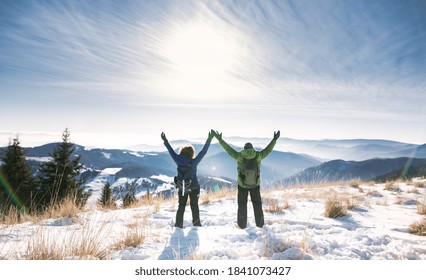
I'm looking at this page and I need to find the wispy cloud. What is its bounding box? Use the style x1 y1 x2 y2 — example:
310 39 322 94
0 0 425 145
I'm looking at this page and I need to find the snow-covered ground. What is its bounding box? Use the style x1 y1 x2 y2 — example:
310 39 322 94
1 179 425 261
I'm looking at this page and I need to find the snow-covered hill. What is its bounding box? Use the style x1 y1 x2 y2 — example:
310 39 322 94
1 179 425 260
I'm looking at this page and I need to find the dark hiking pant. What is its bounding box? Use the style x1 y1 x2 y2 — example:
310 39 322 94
237 185 264 229
175 189 201 228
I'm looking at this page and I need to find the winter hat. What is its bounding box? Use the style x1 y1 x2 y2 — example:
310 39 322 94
244 142 253 149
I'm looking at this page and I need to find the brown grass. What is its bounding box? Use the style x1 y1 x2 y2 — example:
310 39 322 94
39 195 82 222
366 190 383 197
343 195 360 210
324 195 347 218
0 206 29 225
414 181 426 188
26 231 64 260
113 216 148 250
417 193 426 215
113 227 146 250
1 194 82 226
26 220 111 260
395 196 404 205
407 187 420 194
264 197 290 213
98 201 117 211
124 194 170 212
200 188 236 205
384 182 401 192
348 180 361 189
409 218 426 236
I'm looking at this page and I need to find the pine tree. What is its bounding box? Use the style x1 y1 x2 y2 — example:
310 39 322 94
99 181 114 208
38 129 84 207
122 182 136 208
0 137 35 214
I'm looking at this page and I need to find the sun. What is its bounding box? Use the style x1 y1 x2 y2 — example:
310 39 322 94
162 23 241 101
168 25 233 76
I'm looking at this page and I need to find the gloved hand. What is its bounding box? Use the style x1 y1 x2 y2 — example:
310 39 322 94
274 130 280 140
214 130 223 141
208 129 215 141
161 132 167 142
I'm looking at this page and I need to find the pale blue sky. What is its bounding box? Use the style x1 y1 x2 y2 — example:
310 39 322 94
1 0 425 147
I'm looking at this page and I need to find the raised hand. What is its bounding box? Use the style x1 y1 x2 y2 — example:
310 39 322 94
161 132 167 142
274 130 280 140
208 129 215 141
215 130 223 141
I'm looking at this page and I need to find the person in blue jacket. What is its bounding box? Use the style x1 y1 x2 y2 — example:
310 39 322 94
161 130 214 228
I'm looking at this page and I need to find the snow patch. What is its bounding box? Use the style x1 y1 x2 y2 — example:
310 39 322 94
102 152 111 159
1 179 426 260
26 156 52 162
151 174 174 183
208 176 232 184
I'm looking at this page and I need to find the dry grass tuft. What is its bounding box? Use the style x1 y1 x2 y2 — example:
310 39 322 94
26 231 64 260
343 196 360 210
200 196 210 205
384 182 401 192
366 190 382 197
1 194 83 226
414 181 426 189
264 197 290 213
410 219 426 236
347 180 366 193
98 201 117 211
200 188 236 205
0 206 29 225
131 194 169 212
417 193 426 215
395 196 404 205
348 180 361 189
324 195 347 218
113 217 148 250
407 187 420 194
114 227 146 249
26 220 111 260
40 195 82 222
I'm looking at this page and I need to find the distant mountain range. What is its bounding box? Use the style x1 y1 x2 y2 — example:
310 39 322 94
0 141 321 186
1 138 426 190
129 137 426 161
284 157 426 185
270 138 425 161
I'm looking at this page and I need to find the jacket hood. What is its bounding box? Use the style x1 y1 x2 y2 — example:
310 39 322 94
241 148 257 159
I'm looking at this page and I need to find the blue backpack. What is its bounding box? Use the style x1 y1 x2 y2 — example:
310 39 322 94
174 163 193 194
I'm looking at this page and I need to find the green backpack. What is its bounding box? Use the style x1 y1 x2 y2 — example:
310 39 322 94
239 154 260 188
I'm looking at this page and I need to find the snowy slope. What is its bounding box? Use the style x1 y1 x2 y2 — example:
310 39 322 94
1 180 425 260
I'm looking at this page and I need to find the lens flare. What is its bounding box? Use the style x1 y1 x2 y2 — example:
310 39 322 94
0 173 27 215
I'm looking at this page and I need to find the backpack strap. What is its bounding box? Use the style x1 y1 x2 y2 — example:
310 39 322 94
174 161 193 194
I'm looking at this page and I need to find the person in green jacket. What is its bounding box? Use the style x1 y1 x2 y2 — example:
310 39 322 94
213 130 280 229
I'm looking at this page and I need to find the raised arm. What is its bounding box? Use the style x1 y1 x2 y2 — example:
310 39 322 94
193 130 214 164
214 131 239 160
161 132 180 164
259 130 280 160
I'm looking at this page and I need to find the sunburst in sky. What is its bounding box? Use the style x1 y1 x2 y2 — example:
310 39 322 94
1 0 425 147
